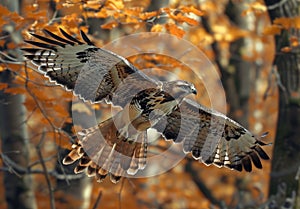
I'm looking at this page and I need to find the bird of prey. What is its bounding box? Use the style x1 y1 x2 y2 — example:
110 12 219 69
22 28 270 183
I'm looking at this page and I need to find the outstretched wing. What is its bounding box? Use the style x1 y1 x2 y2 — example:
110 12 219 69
154 98 269 172
22 28 158 106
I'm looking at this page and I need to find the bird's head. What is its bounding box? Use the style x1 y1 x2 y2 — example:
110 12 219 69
162 80 197 101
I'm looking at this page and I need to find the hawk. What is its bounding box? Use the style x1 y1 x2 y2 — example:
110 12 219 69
23 28 270 183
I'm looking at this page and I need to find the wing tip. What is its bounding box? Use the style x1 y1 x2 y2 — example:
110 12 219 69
80 30 94 46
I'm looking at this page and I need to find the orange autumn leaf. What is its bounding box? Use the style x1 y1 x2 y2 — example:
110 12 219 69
151 24 164 32
4 87 27 95
39 116 50 125
180 5 204 16
106 0 124 10
0 65 6 73
290 36 299 47
293 16 300 28
165 23 185 38
263 25 282 35
177 14 199 26
55 134 72 149
83 0 105 9
101 21 119 29
124 7 143 16
0 83 8 91
0 5 10 15
273 16 300 29
7 63 22 72
281 46 292 53
64 116 73 124
9 11 24 24
139 11 158 21
79 26 89 35
93 8 109 18
160 7 171 14
168 12 198 26
23 6 47 21
0 39 5 48
290 91 300 99
23 97 37 112
125 15 140 24
52 104 69 117
274 17 293 29
7 41 17 49
62 14 83 28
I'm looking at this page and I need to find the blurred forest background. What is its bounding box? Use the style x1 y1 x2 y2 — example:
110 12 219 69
0 0 299 208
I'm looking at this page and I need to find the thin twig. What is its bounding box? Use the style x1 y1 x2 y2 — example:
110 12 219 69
24 64 57 132
92 190 103 209
185 159 227 209
36 130 56 209
0 166 84 180
0 51 22 62
118 178 126 209
56 148 70 185
28 154 57 168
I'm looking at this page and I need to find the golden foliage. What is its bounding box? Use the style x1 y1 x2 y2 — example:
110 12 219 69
263 25 282 35
165 23 185 38
0 0 276 208
0 82 8 90
150 24 164 32
101 20 119 29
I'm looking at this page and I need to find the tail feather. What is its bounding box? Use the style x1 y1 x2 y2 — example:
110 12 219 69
128 132 148 175
96 169 108 183
110 175 122 184
62 115 147 183
87 162 97 177
109 154 125 183
62 142 84 165
74 165 87 173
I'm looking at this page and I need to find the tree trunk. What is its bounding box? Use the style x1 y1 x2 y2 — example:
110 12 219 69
202 0 257 127
0 1 37 209
223 0 258 127
0 72 37 209
55 102 92 209
264 0 300 199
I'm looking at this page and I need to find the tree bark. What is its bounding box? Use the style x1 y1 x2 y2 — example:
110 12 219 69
55 102 92 209
0 1 37 209
223 0 257 127
264 0 300 198
202 0 257 127
0 72 37 209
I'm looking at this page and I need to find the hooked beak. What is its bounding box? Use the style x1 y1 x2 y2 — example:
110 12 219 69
192 86 197 95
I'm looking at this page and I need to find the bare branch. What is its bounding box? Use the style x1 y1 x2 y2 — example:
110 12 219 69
36 131 56 209
92 190 103 209
0 152 84 180
185 159 227 209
